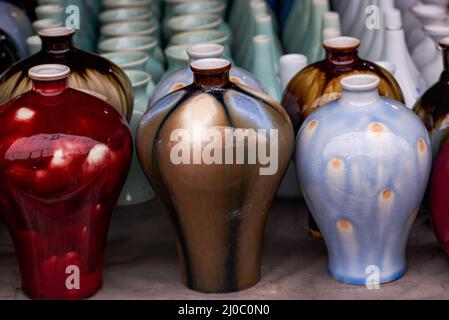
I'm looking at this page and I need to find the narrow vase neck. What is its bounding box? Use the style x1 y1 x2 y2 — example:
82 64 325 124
340 89 380 106
41 35 74 54
33 79 68 96
443 47 449 71
326 48 359 65
193 71 230 88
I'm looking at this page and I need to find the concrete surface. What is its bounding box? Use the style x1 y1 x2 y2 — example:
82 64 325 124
1 199 449 300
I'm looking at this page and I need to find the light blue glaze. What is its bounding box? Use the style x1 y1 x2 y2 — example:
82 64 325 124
295 75 432 285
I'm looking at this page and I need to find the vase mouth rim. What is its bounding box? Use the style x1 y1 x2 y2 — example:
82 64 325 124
171 29 228 45
280 54 308 65
173 0 225 13
440 36 449 48
28 64 70 81
98 35 158 53
100 20 158 37
190 58 231 74
323 37 360 50
340 74 380 92
411 4 447 18
187 43 224 60
101 51 150 68
124 69 152 88
102 0 154 7
38 27 76 38
168 13 222 31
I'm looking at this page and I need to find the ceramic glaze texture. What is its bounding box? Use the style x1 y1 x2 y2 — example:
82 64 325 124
414 38 449 159
296 75 431 285
430 141 449 255
0 28 133 121
137 59 294 293
0 64 132 299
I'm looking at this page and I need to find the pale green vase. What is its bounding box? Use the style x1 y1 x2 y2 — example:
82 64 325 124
118 70 155 206
250 35 281 101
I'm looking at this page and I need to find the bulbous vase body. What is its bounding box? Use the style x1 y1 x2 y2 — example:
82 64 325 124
0 65 132 299
137 59 294 293
0 28 133 121
431 141 449 255
282 37 404 236
295 75 431 285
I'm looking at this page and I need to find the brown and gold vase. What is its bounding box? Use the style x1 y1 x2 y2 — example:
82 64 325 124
0 27 133 120
414 37 449 160
282 36 404 238
136 58 294 293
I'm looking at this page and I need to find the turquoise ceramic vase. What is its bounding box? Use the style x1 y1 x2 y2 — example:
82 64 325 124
295 74 431 285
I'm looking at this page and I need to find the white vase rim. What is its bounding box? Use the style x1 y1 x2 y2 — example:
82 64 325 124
38 27 76 38
340 74 380 92
28 64 70 82
124 69 152 88
411 4 447 18
98 35 157 53
187 43 224 60
101 51 150 69
323 37 360 50
190 58 231 73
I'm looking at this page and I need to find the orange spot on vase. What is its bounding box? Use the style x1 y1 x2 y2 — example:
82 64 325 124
370 123 385 134
308 120 318 130
382 189 393 199
418 138 426 153
331 157 343 169
337 219 353 231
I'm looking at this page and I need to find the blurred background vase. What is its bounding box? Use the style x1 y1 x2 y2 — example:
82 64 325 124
118 70 155 206
414 37 449 159
0 1 34 60
0 27 133 121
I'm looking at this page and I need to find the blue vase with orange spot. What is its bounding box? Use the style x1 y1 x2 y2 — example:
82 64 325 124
295 74 432 285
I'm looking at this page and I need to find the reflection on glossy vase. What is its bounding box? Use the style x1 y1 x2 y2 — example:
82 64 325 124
118 70 155 206
430 141 449 255
296 75 431 285
0 27 133 121
0 64 132 299
414 37 449 159
282 37 404 237
137 59 294 293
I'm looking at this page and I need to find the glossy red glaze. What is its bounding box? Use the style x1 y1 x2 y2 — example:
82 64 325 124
0 75 132 299
431 142 449 255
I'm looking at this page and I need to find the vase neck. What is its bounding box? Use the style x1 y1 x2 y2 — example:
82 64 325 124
323 37 360 65
340 75 380 106
190 58 231 88
39 28 76 54
29 64 70 96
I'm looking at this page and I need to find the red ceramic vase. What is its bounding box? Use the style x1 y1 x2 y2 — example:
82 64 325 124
431 141 449 255
0 64 132 299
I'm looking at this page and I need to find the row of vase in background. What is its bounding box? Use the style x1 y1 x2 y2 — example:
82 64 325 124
1 0 449 300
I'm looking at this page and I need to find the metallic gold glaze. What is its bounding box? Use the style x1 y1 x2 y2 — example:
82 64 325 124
137 60 294 293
